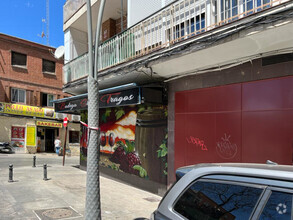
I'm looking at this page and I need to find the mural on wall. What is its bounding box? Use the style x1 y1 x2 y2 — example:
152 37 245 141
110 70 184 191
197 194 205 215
80 105 168 184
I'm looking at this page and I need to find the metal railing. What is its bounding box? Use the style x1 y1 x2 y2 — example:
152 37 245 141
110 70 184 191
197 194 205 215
63 52 88 84
63 0 289 83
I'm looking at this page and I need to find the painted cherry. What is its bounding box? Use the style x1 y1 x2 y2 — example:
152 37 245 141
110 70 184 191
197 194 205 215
100 132 106 146
109 133 115 147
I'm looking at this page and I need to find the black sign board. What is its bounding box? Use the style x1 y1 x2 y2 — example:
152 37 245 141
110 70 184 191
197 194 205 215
99 87 140 108
55 87 141 113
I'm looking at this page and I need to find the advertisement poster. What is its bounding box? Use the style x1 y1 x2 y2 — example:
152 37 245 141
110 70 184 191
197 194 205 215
11 126 25 148
26 125 36 146
80 105 168 184
0 102 55 118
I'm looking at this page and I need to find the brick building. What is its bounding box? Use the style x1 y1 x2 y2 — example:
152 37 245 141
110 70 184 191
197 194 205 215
0 33 80 154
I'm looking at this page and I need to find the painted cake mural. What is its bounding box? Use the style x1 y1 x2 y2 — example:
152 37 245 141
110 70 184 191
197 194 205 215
80 106 167 184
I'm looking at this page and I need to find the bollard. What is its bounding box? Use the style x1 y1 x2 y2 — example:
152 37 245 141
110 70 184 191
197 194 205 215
32 155 36 167
8 164 13 182
43 164 49 181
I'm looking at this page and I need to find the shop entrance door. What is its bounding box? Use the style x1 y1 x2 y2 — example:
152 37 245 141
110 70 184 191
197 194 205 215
45 129 55 152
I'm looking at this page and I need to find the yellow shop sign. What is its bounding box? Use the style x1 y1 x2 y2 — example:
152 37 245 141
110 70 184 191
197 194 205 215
26 125 36 147
0 102 55 118
37 121 62 128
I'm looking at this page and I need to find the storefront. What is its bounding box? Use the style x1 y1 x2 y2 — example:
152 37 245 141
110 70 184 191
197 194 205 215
36 121 63 152
173 76 293 170
54 83 168 193
0 102 80 154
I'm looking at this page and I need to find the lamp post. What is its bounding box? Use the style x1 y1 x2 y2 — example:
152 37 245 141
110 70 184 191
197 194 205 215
85 0 106 219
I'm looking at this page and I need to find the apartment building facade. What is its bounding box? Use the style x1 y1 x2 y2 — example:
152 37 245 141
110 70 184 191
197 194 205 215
0 33 80 155
59 0 293 193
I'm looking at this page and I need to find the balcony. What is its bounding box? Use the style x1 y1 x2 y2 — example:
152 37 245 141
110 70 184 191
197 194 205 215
63 0 86 24
63 0 291 84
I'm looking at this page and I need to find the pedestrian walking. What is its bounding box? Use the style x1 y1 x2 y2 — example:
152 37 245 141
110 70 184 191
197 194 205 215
54 137 61 154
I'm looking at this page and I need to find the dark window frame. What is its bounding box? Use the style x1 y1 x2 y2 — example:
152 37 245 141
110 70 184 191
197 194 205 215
42 59 56 74
41 93 55 107
11 51 27 68
11 88 26 104
69 130 79 143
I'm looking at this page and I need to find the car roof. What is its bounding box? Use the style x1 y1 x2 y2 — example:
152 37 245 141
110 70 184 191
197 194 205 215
176 163 293 179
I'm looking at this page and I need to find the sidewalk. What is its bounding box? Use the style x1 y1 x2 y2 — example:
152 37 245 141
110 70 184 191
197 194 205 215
0 154 161 219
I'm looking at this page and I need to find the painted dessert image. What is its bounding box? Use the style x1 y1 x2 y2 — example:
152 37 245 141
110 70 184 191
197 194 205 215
44 109 54 117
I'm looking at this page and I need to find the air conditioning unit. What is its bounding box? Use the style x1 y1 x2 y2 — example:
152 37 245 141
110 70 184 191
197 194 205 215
72 115 80 122
55 113 65 120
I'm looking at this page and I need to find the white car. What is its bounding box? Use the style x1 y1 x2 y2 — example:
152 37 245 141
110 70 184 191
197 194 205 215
151 163 293 220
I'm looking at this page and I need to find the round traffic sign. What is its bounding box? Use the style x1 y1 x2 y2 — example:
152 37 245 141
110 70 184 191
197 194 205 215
63 117 68 127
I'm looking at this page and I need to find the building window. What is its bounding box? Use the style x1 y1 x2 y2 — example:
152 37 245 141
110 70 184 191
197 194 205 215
42 59 55 74
11 88 26 103
69 131 79 143
11 51 27 68
41 93 54 107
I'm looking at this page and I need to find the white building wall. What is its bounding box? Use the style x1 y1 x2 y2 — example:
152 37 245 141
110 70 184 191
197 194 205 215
127 0 164 27
164 0 177 6
64 28 88 63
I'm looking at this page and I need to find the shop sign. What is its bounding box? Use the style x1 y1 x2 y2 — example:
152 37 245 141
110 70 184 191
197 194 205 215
36 121 63 128
0 102 55 118
55 88 140 112
99 88 140 108
26 125 36 146
55 98 87 112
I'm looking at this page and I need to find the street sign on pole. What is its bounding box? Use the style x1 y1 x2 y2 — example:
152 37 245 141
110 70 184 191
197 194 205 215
63 117 68 128
63 117 68 166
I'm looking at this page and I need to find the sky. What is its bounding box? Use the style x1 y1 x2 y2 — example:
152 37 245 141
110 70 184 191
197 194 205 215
0 0 66 48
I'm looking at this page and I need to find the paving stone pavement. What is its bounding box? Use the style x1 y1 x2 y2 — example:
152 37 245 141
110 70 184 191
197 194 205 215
0 154 161 219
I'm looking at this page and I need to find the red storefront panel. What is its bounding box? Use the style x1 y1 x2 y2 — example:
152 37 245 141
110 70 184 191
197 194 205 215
243 77 293 111
175 84 241 113
242 111 291 164
175 76 293 171
175 84 242 170
215 113 242 162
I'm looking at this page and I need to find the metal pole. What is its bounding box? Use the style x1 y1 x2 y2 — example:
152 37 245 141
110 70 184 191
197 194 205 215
8 164 13 182
32 155 36 167
43 164 48 181
85 0 106 219
63 126 68 166
121 0 124 32
94 0 106 79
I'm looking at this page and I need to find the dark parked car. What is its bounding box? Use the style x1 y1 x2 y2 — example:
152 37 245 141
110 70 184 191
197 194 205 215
0 142 15 154
151 163 293 220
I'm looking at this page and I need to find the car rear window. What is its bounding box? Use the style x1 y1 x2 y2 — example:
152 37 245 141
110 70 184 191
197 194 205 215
259 191 292 220
174 180 263 220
